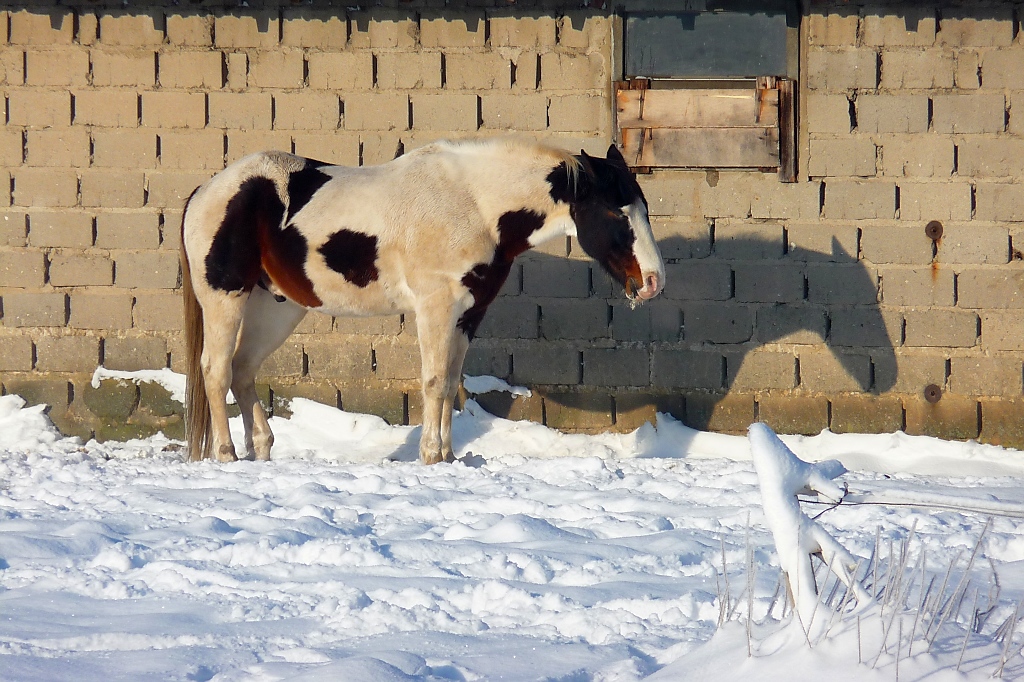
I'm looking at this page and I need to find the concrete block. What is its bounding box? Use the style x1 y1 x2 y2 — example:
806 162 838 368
420 12 485 48
808 138 876 177
824 181 896 220
809 10 860 46
0 249 45 287
0 129 22 167
256 342 304 379
142 92 206 129
614 392 685 430
114 251 180 289
69 292 133 330
411 94 478 131
726 350 796 390
652 349 724 390
756 304 828 344
73 90 137 127
880 49 954 88
0 334 33 371
750 180 823 220
798 348 872 392
806 94 852 134
980 49 1024 89
856 94 928 133
462 345 511 379
807 48 878 90
158 52 223 89
955 50 981 89
547 95 607 134
957 138 1024 178
334 315 402 336
2 292 66 326
358 133 404 166
93 130 157 169
8 89 71 128
540 299 608 340
904 309 977 347
652 218 712 259
663 261 732 301
274 93 340 131
35 335 100 372
714 221 784 259
490 12 556 48
543 391 613 431
937 7 1014 47
878 136 954 177
373 340 420 381
481 94 548 131
345 93 410 131
957 269 1024 308
159 131 225 170
980 399 1024 448
540 52 606 90
757 395 829 436
105 335 167 371
905 396 979 440
339 387 404 426
0 212 28 248
475 299 538 339
786 225 858 262
81 171 146 209
557 11 610 50
98 11 164 46
511 345 579 385
522 260 589 298
208 93 272 131
214 12 279 49
932 94 1005 134
863 9 936 46
981 312 1024 351
92 50 156 87
830 395 905 434
10 9 74 45
582 348 650 387
26 128 90 167
950 356 1022 396
975 184 1024 222
684 303 753 343
375 52 441 90
25 48 89 86
226 132 293 163
446 52 510 90
308 53 374 91
249 51 304 90
305 338 372 380
685 392 755 433
50 253 113 287
165 12 213 46
638 172 702 216
899 182 972 222
293 134 360 167
880 266 955 306
13 169 78 208
936 225 1009 265
281 10 347 50
146 172 211 208
132 293 183 331
734 264 805 303
699 172 757 219
829 308 901 347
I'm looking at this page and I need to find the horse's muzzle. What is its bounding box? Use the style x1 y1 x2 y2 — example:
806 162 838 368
635 273 660 300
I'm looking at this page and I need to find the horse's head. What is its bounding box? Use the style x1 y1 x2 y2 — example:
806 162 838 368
565 145 665 303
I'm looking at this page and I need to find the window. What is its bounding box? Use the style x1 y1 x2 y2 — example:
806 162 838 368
616 2 799 180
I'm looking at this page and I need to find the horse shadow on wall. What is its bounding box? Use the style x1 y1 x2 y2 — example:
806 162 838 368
465 231 898 433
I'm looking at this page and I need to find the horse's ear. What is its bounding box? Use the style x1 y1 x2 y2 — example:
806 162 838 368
578 150 597 179
606 144 628 167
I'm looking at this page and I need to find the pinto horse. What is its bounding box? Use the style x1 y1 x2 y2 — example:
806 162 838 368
180 138 665 464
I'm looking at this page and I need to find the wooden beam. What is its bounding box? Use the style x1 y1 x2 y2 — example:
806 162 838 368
615 88 779 129
620 127 781 169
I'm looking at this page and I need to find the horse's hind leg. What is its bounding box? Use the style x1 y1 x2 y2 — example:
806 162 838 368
199 293 247 463
440 332 470 461
232 286 308 460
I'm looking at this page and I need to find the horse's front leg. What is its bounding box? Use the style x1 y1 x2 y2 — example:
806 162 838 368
440 331 470 460
415 293 464 465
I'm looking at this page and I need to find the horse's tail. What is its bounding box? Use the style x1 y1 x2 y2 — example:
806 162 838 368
180 190 211 462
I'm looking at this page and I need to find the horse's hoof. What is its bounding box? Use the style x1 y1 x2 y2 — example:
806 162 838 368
420 451 444 465
216 445 238 463
255 452 271 462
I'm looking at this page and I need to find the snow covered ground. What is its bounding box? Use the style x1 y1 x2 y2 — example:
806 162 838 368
2 375 1024 681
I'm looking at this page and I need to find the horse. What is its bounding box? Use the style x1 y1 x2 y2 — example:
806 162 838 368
180 138 666 464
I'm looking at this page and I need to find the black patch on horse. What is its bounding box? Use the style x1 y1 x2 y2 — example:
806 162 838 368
286 163 332 222
319 229 380 287
546 162 578 205
205 177 277 293
457 209 545 339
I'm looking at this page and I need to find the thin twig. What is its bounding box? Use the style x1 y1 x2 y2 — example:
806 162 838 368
955 587 981 672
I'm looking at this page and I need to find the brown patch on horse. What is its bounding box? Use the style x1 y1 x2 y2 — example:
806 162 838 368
258 219 323 308
457 209 544 338
318 229 380 287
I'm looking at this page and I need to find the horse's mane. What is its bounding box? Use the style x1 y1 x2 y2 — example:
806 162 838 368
422 137 583 192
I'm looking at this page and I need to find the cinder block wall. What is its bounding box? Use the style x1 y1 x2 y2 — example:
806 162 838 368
1 1 1023 448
